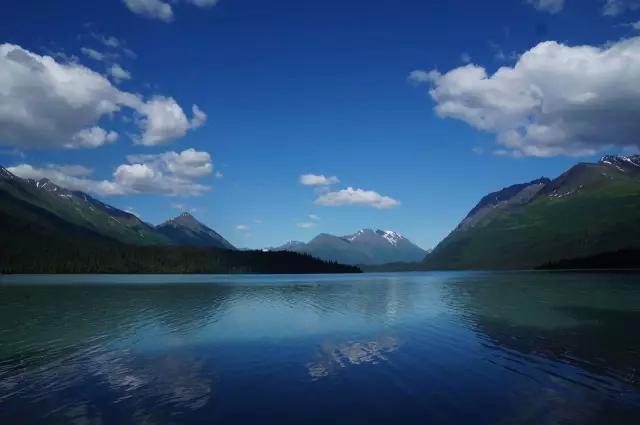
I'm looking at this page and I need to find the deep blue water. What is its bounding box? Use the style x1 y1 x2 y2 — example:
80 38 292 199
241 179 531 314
0 272 639 424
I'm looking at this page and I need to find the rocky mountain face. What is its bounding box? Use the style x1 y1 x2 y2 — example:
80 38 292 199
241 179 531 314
273 228 427 265
423 155 640 269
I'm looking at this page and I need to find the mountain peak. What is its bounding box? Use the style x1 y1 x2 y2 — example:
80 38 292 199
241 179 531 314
168 211 200 226
599 155 640 169
157 212 236 250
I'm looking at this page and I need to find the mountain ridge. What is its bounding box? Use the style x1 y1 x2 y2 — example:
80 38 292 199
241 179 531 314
423 154 640 270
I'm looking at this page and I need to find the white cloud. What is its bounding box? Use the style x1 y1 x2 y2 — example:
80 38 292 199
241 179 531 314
135 97 206 146
460 52 472 63
65 127 118 149
126 148 214 179
297 221 317 229
299 174 340 186
0 43 204 149
7 164 123 196
8 148 214 197
315 187 399 209
309 214 320 220
108 64 131 82
214 170 223 179
412 36 640 157
81 47 105 61
527 0 565 14
122 0 174 22
603 0 640 16
236 224 250 231
123 0 220 21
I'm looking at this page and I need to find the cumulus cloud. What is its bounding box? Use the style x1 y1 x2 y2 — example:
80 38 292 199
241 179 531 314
0 43 204 149
299 174 340 186
122 0 174 22
126 148 214 178
8 148 215 197
66 127 118 149
315 187 399 209
135 97 206 146
603 0 640 16
108 64 131 82
411 36 640 157
527 0 565 14
236 224 250 231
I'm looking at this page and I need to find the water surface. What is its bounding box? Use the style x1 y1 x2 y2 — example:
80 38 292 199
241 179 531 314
1 272 639 424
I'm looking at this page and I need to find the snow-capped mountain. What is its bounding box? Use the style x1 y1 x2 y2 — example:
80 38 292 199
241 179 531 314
271 228 427 265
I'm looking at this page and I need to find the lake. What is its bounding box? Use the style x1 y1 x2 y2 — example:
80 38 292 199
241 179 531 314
0 272 639 424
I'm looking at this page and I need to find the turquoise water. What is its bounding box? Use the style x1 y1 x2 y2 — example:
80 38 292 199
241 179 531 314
0 272 639 424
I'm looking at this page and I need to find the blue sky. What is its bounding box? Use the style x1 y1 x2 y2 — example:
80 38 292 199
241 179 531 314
1 0 639 249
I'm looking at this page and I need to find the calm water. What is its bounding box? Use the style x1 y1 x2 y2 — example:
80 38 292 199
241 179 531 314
1 272 639 425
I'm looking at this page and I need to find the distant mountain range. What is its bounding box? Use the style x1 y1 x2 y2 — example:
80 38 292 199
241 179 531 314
423 155 640 269
271 229 427 265
0 167 358 274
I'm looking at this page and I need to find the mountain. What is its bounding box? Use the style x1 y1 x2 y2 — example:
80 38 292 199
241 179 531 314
0 168 168 245
0 165 359 275
0 166 238 249
423 155 640 270
156 212 235 250
273 229 427 265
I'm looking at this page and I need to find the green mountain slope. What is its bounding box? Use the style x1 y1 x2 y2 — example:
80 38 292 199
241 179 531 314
0 168 168 245
423 156 640 270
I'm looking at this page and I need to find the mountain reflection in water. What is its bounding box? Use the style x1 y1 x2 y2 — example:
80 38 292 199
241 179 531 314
0 272 638 424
